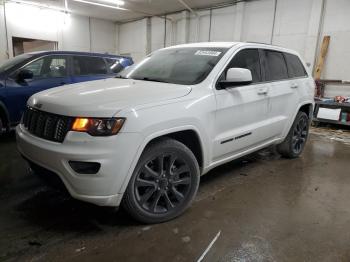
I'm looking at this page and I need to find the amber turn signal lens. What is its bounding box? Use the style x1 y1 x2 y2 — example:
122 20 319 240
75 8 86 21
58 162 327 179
72 118 90 131
71 117 126 136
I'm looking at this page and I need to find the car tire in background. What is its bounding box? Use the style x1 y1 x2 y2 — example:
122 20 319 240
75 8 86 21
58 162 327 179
123 138 200 224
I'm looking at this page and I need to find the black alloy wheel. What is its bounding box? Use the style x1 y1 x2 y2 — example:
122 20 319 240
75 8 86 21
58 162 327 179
135 153 192 214
292 114 308 154
277 111 310 158
123 138 200 224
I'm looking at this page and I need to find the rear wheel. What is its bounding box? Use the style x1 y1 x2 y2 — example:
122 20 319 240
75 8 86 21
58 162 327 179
277 111 309 158
123 138 200 224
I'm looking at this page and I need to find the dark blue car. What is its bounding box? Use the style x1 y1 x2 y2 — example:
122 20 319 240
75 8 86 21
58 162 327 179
0 51 133 133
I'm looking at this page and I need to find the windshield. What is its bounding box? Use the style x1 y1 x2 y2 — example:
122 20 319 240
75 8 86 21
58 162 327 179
0 54 33 74
120 47 228 85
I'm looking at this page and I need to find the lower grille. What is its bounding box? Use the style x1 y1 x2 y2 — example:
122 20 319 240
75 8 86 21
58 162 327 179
22 107 73 143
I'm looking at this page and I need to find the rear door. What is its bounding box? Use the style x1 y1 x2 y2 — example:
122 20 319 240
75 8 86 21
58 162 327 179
213 48 270 161
5 55 71 123
260 50 302 138
71 56 110 83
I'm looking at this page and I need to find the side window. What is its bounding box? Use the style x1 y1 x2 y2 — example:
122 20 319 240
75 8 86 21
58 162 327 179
284 53 307 78
262 50 288 81
226 49 261 83
22 56 67 78
23 58 44 77
106 58 124 74
72 56 107 76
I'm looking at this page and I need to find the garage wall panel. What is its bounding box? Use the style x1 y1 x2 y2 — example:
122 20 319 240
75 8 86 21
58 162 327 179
151 17 165 52
5 3 63 43
0 2 117 64
90 18 116 54
210 6 236 42
188 10 211 43
119 18 148 62
321 0 350 80
0 4 7 62
272 0 314 60
241 0 275 44
61 15 90 52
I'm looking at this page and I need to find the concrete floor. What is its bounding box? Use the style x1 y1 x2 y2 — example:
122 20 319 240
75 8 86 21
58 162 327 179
0 129 350 262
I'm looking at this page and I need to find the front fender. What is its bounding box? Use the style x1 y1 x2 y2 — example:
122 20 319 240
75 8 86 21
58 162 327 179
117 124 208 195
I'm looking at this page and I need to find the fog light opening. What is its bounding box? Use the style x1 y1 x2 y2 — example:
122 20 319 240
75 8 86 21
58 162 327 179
69 161 101 174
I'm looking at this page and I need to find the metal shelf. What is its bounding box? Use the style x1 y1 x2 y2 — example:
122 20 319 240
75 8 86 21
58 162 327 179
313 100 350 127
313 118 350 126
315 101 350 108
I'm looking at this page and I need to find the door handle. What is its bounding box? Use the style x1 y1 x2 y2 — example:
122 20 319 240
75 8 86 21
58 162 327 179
291 83 298 89
257 88 268 95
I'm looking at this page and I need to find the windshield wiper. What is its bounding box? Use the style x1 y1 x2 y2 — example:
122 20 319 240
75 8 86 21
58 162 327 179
134 77 169 83
115 75 128 79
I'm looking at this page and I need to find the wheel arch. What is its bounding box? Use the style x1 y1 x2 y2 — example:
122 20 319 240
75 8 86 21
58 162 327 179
280 101 314 142
298 103 314 119
139 126 205 171
118 126 206 197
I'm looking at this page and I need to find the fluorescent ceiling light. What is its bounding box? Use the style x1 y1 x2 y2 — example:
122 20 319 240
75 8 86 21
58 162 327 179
99 0 124 5
72 0 127 10
8 0 70 12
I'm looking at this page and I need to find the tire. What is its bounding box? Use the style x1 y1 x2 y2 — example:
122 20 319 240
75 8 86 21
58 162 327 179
123 138 200 224
0 117 3 135
277 111 310 158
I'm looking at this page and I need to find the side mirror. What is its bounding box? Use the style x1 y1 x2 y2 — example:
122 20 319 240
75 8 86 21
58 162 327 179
218 68 252 89
17 69 33 82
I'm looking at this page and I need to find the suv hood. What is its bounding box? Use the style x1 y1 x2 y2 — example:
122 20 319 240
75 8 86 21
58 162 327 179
28 78 192 117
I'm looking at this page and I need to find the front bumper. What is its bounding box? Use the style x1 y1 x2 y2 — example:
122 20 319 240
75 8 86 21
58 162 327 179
16 124 142 206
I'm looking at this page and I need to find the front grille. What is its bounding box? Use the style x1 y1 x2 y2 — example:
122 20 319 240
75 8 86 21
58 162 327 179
22 107 73 143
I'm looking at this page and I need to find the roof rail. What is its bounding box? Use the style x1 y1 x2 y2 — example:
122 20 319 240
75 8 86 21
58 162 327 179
244 41 273 45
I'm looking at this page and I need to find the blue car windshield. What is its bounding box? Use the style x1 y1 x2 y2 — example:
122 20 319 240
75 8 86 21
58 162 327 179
0 54 33 73
120 47 228 85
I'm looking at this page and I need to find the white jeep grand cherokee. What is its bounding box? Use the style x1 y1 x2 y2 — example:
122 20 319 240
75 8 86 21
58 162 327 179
17 42 314 223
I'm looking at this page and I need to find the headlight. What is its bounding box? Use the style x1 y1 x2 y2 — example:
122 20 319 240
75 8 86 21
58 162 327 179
71 117 125 136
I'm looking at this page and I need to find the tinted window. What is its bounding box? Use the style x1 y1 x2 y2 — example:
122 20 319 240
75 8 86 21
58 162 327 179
0 54 33 73
262 50 288 81
284 53 307 78
22 56 67 78
227 49 261 83
73 56 107 75
106 58 124 73
124 47 228 85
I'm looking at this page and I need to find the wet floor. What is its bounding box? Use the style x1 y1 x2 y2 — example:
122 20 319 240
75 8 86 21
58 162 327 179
0 129 350 262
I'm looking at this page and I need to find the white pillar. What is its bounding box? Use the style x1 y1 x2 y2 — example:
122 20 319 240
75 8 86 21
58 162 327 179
233 1 245 41
304 0 325 69
0 1 9 61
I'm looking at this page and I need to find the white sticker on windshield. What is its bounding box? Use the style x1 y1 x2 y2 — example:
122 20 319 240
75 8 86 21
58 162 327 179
195 50 222 57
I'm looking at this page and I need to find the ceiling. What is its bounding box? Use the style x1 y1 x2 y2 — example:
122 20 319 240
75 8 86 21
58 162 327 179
18 0 237 22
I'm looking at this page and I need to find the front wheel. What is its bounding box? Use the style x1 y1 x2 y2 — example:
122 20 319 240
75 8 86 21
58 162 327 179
277 111 310 158
123 138 200 224
0 117 4 135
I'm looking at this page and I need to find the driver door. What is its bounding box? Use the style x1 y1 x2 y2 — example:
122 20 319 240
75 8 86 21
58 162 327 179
5 55 71 124
212 48 270 161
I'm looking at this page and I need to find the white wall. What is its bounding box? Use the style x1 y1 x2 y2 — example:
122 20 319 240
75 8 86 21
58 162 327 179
118 18 148 62
321 0 350 81
0 2 117 64
117 0 350 88
2 0 350 95
90 18 117 53
0 4 8 61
